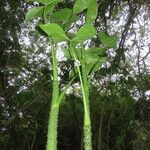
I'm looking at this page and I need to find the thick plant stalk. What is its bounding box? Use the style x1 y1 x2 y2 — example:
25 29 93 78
46 43 77 150
82 56 93 150
47 105 59 150
46 42 59 150
83 123 92 150
80 69 93 150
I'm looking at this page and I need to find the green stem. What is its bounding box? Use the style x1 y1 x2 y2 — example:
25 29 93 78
46 42 77 150
82 52 93 150
83 124 92 150
70 45 93 150
46 41 59 150
56 75 77 106
51 42 59 106
46 105 59 150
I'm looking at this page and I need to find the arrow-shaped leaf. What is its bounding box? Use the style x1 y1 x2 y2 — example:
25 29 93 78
44 0 64 17
86 48 106 56
98 32 118 48
86 0 98 25
25 0 63 5
72 25 96 44
87 57 107 75
39 23 70 42
51 8 72 24
73 0 90 15
25 6 44 21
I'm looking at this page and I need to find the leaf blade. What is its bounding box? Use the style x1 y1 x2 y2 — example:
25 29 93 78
51 8 72 24
25 6 44 21
98 32 118 48
39 23 70 42
72 25 96 44
86 57 107 75
86 0 98 25
73 0 90 15
25 0 63 5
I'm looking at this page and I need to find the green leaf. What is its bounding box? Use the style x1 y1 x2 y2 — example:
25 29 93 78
86 48 106 56
25 0 63 5
64 15 79 30
73 0 90 15
63 48 82 61
44 0 65 17
84 52 100 64
63 48 73 59
86 0 98 25
64 47 105 64
84 47 106 64
25 6 44 21
39 23 70 42
72 25 96 44
25 0 47 4
44 2 56 18
51 8 72 24
86 57 107 75
98 32 118 48
25 1 63 21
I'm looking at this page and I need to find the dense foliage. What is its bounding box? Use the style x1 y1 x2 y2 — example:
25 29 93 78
0 0 150 150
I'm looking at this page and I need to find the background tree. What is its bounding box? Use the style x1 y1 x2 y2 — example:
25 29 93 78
0 0 150 149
